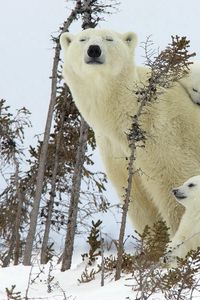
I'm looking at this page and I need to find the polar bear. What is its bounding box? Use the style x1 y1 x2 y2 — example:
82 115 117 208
60 28 200 236
167 175 200 263
180 62 200 105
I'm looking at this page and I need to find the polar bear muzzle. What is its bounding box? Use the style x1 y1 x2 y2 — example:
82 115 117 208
85 44 104 64
88 45 101 58
172 188 187 200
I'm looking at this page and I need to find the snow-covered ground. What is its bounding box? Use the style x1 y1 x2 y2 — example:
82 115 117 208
1 255 200 300
0 258 158 300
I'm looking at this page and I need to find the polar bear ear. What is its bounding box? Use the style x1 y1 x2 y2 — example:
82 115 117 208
60 32 74 49
122 32 138 51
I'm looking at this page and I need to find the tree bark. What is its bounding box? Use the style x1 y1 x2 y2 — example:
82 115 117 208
23 2 82 266
2 157 24 266
40 108 65 264
23 43 60 265
61 117 88 271
115 143 136 280
13 157 24 265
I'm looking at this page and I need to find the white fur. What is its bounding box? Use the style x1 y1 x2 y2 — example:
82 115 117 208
180 62 200 105
168 175 200 264
60 28 200 236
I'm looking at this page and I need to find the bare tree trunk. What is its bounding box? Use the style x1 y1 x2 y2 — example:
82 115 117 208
13 157 24 265
23 44 60 265
14 198 23 265
23 2 82 266
2 237 15 267
40 197 54 264
40 108 65 264
2 157 24 266
40 152 59 264
61 117 88 271
100 228 105 287
115 143 136 280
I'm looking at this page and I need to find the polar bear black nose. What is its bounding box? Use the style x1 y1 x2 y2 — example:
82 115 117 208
172 188 178 196
87 45 102 58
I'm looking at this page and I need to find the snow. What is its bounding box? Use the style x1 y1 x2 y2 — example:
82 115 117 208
0 257 166 300
0 261 134 300
1 254 200 299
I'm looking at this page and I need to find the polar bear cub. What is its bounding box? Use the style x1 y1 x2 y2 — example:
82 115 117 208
169 175 200 261
181 62 200 105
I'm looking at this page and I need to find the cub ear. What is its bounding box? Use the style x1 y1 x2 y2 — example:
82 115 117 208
122 32 138 51
60 32 74 49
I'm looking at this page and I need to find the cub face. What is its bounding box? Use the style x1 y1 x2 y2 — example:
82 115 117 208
188 63 200 105
180 62 200 105
60 28 137 79
172 175 200 208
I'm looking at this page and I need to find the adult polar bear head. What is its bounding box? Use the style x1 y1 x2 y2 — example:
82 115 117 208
60 29 138 79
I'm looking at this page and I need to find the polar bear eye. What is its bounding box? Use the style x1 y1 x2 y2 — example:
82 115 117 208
105 37 113 42
192 88 198 93
188 183 195 188
80 38 87 42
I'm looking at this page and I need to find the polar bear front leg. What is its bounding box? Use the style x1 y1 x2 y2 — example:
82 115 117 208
98 141 161 233
155 191 184 237
130 174 162 233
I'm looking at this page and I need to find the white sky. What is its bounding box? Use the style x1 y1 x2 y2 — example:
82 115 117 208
0 0 200 239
